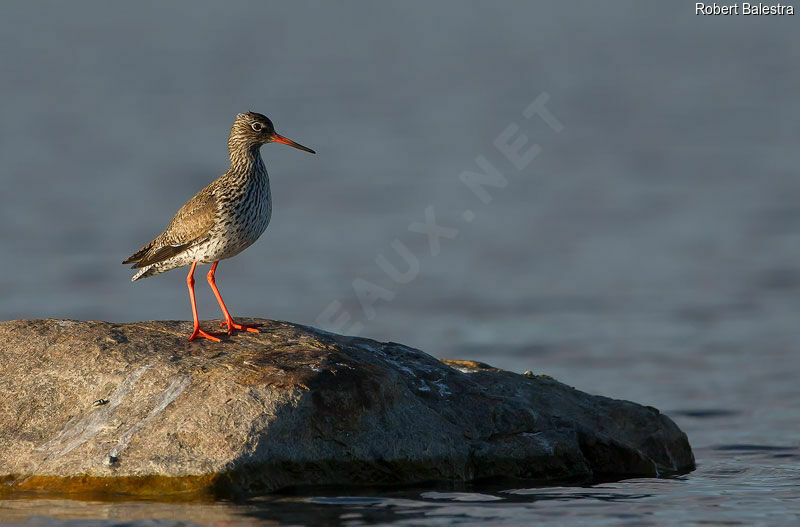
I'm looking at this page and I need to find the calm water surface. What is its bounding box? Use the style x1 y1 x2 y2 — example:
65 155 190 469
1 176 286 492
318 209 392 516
1 2 799 525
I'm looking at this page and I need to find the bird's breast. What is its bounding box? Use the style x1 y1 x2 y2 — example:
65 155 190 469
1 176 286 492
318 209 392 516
216 175 272 249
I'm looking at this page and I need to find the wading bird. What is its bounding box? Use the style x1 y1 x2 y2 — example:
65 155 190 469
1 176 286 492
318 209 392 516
123 112 315 342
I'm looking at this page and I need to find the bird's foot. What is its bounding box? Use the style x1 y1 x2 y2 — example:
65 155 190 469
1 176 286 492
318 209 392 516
220 319 262 335
188 327 224 342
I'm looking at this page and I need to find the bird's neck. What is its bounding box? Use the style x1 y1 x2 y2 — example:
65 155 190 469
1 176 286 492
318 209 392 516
228 143 267 180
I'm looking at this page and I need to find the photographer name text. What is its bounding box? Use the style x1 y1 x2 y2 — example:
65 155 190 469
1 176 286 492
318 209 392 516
696 3 794 14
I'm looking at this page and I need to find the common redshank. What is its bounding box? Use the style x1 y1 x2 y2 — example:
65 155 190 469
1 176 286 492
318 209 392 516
123 112 315 342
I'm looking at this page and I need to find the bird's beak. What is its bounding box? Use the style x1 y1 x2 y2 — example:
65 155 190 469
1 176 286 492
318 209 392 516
271 133 316 154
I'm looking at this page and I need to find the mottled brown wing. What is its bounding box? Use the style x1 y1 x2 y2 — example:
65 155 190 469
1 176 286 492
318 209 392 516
122 243 153 265
126 182 218 269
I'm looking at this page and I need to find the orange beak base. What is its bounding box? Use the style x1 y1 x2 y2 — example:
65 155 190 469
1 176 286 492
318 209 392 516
272 133 316 154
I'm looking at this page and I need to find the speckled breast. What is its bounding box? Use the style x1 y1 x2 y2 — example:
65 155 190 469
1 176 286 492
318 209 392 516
210 170 272 261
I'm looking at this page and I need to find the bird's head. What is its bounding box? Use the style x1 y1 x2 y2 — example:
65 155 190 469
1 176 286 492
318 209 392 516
229 111 315 154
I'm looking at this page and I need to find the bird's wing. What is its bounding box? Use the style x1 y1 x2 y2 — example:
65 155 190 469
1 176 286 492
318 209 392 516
125 182 218 269
122 242 154 265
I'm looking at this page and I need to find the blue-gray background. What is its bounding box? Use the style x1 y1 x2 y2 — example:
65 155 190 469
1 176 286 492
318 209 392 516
1 2 798 525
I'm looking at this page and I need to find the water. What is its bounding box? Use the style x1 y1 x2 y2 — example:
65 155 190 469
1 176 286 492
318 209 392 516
1 1 799 524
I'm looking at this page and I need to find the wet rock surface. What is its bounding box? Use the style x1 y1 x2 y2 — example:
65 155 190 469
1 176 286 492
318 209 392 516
0 319 694 497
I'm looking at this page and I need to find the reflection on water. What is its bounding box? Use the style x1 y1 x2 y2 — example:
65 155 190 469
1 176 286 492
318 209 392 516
2 451 799 526
1 1 799 525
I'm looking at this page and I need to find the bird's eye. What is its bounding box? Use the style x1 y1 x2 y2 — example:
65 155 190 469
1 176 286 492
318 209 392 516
251 122 263 132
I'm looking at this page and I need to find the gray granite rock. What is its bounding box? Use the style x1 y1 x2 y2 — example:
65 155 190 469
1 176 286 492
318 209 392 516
0 319 694 497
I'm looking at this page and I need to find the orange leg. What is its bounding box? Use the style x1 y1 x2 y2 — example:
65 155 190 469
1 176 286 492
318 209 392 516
206 261 261 335
187 262 223 342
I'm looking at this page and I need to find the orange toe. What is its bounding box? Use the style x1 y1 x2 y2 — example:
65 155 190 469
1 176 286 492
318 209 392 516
220 320 262 334
189 327 223 342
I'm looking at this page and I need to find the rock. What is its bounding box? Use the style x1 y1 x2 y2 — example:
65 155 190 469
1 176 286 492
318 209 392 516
0 319 694 497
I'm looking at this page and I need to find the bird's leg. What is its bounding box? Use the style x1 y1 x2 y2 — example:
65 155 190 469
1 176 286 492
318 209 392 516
187 262 222 342
206 261 262 335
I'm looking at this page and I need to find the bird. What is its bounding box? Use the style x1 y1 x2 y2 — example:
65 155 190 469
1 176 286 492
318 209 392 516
123 111 315 342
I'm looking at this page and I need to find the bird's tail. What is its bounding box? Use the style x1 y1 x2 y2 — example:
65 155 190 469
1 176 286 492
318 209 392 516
131 264 162 282
123 242 154 266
